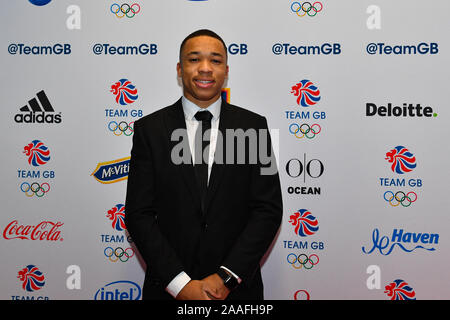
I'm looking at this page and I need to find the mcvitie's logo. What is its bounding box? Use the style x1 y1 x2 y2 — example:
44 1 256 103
14 90 61 124
91 157 130 184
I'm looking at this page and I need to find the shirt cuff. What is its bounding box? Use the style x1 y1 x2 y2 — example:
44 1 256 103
220 266 242 284
165 271 191 298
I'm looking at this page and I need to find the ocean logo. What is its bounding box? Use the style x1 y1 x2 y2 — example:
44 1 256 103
385 146 417 174
17 265 45 292
107 204 126 231
23 140 50 166
289 209 319 237
91 157 130 184
291 80 321 107
384 279 416 300
110 79 138 105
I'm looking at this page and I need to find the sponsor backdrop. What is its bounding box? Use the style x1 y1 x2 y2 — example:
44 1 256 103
1 0 449 300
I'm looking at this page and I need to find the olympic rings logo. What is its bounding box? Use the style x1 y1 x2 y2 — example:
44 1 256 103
20 182 50 197
287 253 319 270
290 2 323 17
108 121 134 136
383 191 418 207
104 246 135 262
110 3 141 18
289 123 321 139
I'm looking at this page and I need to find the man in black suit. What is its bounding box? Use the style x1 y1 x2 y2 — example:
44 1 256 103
125 29 282 300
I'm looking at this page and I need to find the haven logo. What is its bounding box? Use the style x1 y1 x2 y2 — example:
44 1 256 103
94 280 141 300
14 90 61 124
362 228 438 256
91 157 130 184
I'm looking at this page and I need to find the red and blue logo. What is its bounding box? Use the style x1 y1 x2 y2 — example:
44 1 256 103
291 80 321 107
107 204 126 231
289 209 319 237
110 79 138 106
385 146 416 174
384 279 416 300
17 265 45 292
23 140 50 167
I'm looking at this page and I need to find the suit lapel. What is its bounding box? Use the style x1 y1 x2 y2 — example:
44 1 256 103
164 98 202 211
205 100 235 215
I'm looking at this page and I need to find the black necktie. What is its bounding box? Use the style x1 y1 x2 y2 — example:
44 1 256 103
194 110 213 213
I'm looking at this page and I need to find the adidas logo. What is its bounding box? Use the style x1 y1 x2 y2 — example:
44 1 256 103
14 90 62 124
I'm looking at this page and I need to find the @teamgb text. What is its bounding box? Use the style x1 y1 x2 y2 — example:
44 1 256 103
20 182 50 197
384 191 417 207
170 128 279 176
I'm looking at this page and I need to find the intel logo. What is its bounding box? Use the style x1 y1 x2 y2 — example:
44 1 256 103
94 280 141 300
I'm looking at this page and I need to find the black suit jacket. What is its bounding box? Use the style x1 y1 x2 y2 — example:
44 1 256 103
125 98 282 300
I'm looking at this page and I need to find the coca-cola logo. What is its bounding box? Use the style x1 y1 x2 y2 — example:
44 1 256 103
3 220 64 241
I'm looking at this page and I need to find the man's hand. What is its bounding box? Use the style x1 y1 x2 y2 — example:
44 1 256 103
176 280 211 300
201 273 230 300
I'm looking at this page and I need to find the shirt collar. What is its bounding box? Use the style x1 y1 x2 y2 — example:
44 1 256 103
181 96 221 121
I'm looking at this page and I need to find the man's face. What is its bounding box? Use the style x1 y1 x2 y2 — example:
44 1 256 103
177 35 229 108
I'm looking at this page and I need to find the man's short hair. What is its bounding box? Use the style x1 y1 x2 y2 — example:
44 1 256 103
179 29 228 63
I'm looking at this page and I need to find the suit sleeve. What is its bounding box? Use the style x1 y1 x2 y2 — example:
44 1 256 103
125 119 185 287
222 116 283 283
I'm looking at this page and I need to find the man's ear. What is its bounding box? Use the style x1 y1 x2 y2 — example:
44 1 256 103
177 62 182 77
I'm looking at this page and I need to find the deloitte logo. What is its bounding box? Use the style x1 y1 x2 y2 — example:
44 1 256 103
14 90 61 124
366 102 437 118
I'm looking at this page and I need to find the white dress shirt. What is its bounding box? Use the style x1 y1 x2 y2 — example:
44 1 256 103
165 96 241 298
